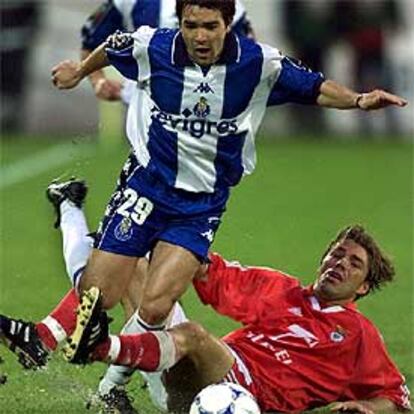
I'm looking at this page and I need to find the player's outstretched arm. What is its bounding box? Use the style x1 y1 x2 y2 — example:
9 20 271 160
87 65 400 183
51 43 109 90
331 398 398 414
80 48 122 101
317 80 408 110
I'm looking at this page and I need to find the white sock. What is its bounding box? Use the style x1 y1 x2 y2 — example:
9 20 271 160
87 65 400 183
98 303 188 411
60 200 93 287
167 301 188 328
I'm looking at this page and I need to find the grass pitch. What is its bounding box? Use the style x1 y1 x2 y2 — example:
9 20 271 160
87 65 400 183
0 134 412 413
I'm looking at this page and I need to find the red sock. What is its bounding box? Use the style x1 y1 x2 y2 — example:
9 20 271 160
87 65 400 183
92 333 161 371
35 288 79 350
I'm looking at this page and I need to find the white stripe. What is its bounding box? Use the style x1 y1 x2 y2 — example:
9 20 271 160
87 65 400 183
310 296 321 311
160 0 178 29
233 0 246 25
227 370 239 385
42 316 67 343
0 143 93 190
24 326 30 342
108 335 121 362
175 65 227 192
240 44 283 177
309 296 344 313
127 27 156 166
225 344 253 386
132 26 155 83
113 0 135 31
322 306 345 313
10 320 16 335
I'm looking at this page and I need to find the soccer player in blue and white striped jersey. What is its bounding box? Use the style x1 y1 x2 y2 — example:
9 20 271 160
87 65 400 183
9 0 406 411
78 1 254 410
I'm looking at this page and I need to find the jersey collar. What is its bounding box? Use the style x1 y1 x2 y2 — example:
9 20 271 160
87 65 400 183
171 31 241 67
304 286 357 313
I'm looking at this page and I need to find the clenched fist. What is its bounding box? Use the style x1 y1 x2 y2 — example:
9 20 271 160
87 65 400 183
51 60 83 89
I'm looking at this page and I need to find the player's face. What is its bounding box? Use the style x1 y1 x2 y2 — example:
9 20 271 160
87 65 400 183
314 239 370 304
180 5 230 66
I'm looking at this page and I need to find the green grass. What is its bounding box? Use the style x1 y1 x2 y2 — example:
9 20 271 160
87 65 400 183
0 135 412 413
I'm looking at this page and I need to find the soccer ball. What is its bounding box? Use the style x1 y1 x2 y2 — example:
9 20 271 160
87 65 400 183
189 382 261 414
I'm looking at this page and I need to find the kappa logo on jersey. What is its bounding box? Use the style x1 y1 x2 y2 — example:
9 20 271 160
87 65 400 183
201 229 215 243
193 82 214 94
193 97 210 118
150 106 238 139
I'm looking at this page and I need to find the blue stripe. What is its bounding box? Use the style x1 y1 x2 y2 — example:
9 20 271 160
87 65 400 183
132 0 161 28
81 3 124 50
214 131 247 190
149 30 184 114
222 37 263 119
267 56 325 106
106 44 139 80
146 118 178 187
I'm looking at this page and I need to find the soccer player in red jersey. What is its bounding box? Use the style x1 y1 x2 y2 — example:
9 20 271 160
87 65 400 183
65 225 411 413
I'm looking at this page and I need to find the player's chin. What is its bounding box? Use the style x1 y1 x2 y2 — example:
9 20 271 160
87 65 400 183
315 282 339 299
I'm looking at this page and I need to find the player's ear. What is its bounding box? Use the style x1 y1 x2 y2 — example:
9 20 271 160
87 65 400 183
356 281 369 297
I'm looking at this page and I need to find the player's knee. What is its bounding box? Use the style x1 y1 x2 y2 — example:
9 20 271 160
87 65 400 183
174 321 210 353
139 295 174 325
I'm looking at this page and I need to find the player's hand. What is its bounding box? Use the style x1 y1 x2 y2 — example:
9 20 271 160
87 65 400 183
358 89 407 110
93 78 122 101
331 401 375 414
51 60 83 89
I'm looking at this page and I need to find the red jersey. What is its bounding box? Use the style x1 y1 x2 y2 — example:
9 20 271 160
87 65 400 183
193 253 411 413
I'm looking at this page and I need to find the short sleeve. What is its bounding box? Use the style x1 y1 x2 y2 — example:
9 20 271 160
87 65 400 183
268 56 325 106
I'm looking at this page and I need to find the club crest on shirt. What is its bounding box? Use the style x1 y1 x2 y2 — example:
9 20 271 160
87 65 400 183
330 325 346 343
193 97 210 118
114 216 133 241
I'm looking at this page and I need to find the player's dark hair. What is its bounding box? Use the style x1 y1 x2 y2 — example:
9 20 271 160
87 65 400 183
321 225 395 300
176 0 236 26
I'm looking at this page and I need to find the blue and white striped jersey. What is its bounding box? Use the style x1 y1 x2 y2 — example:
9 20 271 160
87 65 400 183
106 28 324 193
82 0 252 50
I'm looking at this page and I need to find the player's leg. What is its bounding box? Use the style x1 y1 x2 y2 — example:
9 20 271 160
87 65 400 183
164 322 236 413
95 243 195 411
46 178 92 287
0 156 143 368
138 241 200 326
0 250 137 369
93 258 148 414
94 207 219 410
0 179 91 368
35 149 155 358
48 183 159 412
66 318 234 413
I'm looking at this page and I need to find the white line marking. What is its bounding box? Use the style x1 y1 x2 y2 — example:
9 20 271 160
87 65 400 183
0 143 93 190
